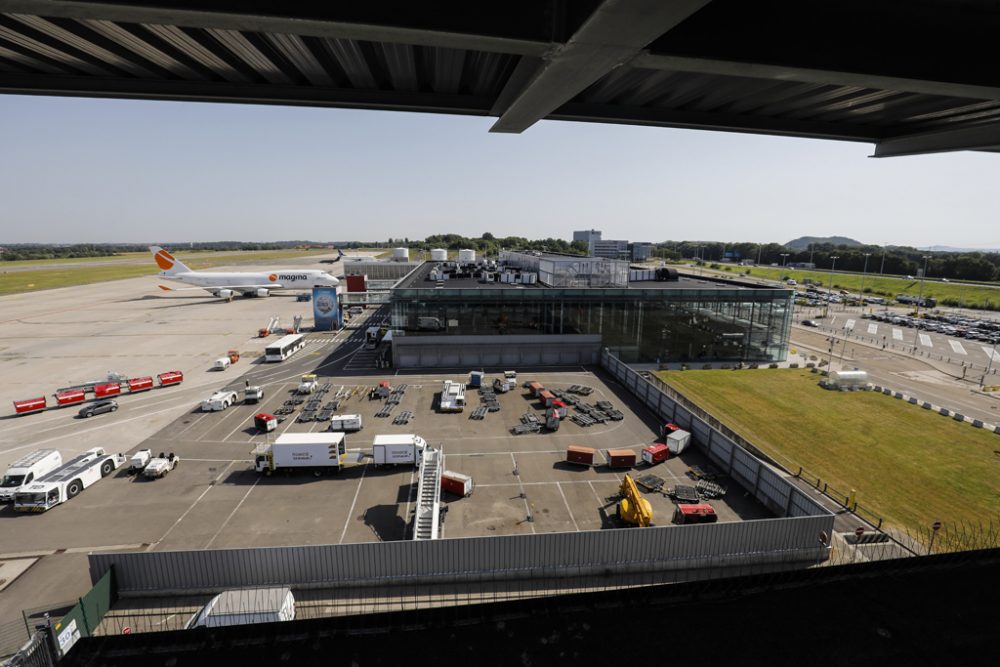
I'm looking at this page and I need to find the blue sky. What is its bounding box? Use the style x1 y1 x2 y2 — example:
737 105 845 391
1 94 996 247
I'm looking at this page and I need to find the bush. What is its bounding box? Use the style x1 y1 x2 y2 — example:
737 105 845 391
769 363 779 369
702 364 713 369
789 363 799 368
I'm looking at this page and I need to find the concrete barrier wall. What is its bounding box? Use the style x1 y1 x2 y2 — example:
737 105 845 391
91 514 832 595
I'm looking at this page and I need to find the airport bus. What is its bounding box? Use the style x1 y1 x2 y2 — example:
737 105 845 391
264 334 306 362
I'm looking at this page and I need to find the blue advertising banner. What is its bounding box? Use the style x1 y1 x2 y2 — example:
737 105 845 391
312 287 342 331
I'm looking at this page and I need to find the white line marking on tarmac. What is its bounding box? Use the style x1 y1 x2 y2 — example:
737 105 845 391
339 462 368 544
149 460 235 551
204 476 260 548
919 334 933 347
845 319 856 331
555 482 580 532
867 323 878 335
949 340 967 355
983 346 1000 362
892 328 903 341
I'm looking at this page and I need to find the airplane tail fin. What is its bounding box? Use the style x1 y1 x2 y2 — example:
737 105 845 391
338 248 345 256
149 246 191 275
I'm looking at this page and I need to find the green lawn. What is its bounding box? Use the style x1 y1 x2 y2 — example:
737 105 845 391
656 368 1000 537
0 249 332 296
699 263 1000 309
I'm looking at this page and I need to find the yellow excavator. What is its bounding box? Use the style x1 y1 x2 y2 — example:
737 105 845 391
617 474 653 527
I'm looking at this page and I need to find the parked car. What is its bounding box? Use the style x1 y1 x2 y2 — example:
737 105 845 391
801 320 819 327
78 399 118 418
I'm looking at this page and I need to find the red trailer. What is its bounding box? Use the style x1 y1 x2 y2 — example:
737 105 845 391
604 448 636 469
127 377 154 393
157 371 184 387
94 382 122 398
673 503 718 524
441 471 474 497
662 423 682 437
641 443 670 465
254 413 278 433
13 397 47 415
55 390 87 407
551 399 568 418
527 382 544 397
566 445 596 466
538 390 556 407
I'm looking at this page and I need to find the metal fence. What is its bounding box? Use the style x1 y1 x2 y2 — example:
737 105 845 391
600 349 832 519
91 512 831 596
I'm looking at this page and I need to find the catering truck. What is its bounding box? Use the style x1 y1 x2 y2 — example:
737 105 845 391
13 447 125 512
372 434 426 466
253 433 347 474
0 449 62 502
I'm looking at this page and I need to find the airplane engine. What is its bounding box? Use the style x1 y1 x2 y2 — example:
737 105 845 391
255 288 269 298
217 289 235 301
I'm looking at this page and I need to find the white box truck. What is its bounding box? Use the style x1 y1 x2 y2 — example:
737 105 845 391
202 390 239 412
372 434 426 466
0 449 62 502
328 414 363 432
184 587 295 629
666 429 692 454
13 447 126 512
254 433 346 474
212 357 231 371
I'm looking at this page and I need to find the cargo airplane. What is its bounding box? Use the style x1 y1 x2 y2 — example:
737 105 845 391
150 246 338 301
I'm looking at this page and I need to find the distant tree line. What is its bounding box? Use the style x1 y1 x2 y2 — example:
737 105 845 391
651 241 1000 282
387 234 588 256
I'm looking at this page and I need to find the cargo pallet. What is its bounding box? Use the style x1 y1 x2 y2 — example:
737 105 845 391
393 411 414 425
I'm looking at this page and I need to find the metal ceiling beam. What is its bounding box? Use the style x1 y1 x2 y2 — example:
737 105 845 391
0 0 552 56
633 53 1000 102
0 71 493 114
490 0 711 133
550 101 880 142
872 122 1000 157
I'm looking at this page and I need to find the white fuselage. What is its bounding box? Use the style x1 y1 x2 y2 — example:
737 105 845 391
163 270 337 291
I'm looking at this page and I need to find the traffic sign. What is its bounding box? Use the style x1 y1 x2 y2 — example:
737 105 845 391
122 627 131 635
932 521 942 531
855 527 865 537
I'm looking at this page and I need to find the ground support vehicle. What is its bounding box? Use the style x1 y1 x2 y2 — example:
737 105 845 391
566 445 596 466
128 449 152 474
254 413 278 433
439 380 466 412
641 443 670 465
202 390 239 412
13 448 125 512
143 453 179 478
665 429 692 454
254 433 347 474
673 503 717 524
0 449 62 502
328 414 363 432
244 385 264 404
297 374 318 394
441 471 473 497
617 474 653 527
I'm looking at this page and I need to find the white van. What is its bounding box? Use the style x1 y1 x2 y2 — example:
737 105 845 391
0 449 62 502
212 357 231 371
185 587 295 629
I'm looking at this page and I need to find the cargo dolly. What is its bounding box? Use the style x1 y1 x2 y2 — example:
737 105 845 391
392 411 413 425
635 474 666 493
669 484 700 504
696 480 727 499
469 406 488 420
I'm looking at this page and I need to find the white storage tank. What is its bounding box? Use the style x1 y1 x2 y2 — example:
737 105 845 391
458 248 476 263
392 247 409 262
430 248 448 262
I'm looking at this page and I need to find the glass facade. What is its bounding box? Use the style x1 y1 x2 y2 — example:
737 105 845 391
390 286 792 364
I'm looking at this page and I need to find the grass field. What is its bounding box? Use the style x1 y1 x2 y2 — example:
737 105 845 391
656 368 1000 536
0 249 332 296
695 262 1000 309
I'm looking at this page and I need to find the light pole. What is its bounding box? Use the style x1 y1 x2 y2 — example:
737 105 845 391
915 255 930 318
879 246 886 275
756 243 763 266
826 255 839 316
858 253 871 311
982 339 998 390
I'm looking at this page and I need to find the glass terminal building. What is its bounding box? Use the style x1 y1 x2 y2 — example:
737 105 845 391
388 255 792 365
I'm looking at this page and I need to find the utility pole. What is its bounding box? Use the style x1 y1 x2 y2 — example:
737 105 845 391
880 246 886 275
826 255 839 316
911 255 929 354
858 252 871 311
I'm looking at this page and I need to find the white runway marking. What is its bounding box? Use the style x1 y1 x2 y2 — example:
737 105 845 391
892 328 903 341
949 340 967 355
867 323 878 335
983 346 1000 363
844 319 856 331
919 334 933 347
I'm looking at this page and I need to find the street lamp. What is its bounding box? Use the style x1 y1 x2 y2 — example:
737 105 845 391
879 246 886 275
982 338 998 390
915 255 930 318
858 253 871 311
825 255 839 316
780 253 789 268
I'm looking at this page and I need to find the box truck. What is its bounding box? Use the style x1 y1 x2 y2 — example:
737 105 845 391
253 433 346 474
185 587 295 629
0 449 62 502
372 434 426 466
212 357 231 371
13 447 125 512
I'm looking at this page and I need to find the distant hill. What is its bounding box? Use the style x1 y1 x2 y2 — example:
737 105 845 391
785 236 862 250
920 245 1000 253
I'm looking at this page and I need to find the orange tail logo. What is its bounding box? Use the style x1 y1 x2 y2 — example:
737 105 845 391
154 249 176 270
